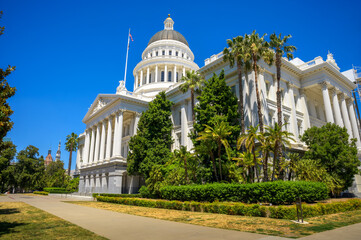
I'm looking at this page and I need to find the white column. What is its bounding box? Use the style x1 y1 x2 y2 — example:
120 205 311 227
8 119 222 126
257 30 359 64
299 89 310 130
83 129 90 165
288 83 299 140
155 65 158 83
99 120 106 161
75 147 80 170
181 102 188 148
170 113 176 151
165 65 168 82
94 123 101 163
146 67 150 84
133 112 141 135
347 98 361 147
174 65 177 82
320 81 334 123
140 70 143 87
135 74 138 89
89 126 96 163
105 117 113 160
114 110 124 157
330 88 344 127
182 66 185 77
112 113 118 157
340 94 353 138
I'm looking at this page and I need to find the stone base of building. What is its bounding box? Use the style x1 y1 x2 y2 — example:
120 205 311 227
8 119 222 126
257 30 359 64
78 160 144 194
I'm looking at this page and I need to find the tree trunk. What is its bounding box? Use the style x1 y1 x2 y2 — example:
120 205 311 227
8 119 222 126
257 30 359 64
237 63 245 134
210 151 218 182
253 55 263 132
68 147 72 176
252 145 259 182
275 52 283 180
263 150 269 182
191 88 195 122
218 141 223 181
271 144 278 181
184 156 189 184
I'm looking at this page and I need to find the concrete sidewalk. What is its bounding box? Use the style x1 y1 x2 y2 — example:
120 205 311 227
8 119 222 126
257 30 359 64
2 194 361 240
2 194 288 240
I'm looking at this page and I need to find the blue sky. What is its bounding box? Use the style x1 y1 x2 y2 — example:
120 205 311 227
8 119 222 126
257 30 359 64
1 0 361 170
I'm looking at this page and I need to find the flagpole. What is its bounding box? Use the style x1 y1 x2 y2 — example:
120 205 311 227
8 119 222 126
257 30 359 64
124 28 130 85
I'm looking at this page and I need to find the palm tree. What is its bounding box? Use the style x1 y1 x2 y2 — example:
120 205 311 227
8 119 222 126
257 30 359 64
180 70 204 122
223 36 251 134
248 31 273 132
65 133 78 176
196 119 232 181
194 140 218 181
265 123 295 180
174 146 191 184
258 130 273 182
237 125 260 182
269 33 296 164
233 150 259 183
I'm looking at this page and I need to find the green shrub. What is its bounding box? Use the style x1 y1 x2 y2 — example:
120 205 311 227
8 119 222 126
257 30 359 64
43 187 74 194
33 191 49 195
95 196 361 220
92 193 141 198
268 199 361 219
139 186 153 198
159 181 328 204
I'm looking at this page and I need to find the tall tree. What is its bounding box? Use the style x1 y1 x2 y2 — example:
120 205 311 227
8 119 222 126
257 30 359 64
248 31 273 132
127 92 173 179
0 141 16 192
0 11 16 145
301 123 360 190
192 70 240 182
223 35 251 134
65 133 78 176
269 33 296 166
197 118 232 181
173 146 191 184
180 70 204 122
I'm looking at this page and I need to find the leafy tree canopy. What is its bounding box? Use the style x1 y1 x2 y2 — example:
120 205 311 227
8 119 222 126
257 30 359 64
301 123 360 190
127 92 173 178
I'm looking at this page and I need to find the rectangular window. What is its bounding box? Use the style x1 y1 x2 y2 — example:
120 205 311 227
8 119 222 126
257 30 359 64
182 53 184 57
176 51 178 56
179 111 182 125
266 82 270 97
156 51 158 56
176 72 179 82
162 50 165 55
150 53 152 57
161 71 165 82
168 71 172 82
169 50 172 56
149 74 152 83
231 85 236 95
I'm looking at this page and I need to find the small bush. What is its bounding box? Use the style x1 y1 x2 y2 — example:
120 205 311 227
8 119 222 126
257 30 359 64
33 191 49 195
139 186 153 198
159 181 328 204
44 187 74 194
95 196 361 220
92 193 142 198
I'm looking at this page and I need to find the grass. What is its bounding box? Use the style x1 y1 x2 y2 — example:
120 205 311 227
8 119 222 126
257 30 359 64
0 202 106 240
68 201 361 238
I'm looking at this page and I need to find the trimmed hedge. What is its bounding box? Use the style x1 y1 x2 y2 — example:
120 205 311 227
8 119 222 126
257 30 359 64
33 191 49 195
95 196 361 219
43 187 74 194
92 193 141 198
159 181 328 204
96 196 266 217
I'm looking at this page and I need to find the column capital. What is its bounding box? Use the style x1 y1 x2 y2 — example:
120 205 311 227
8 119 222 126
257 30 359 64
319 81 329 90
338 93 346 101
346 98 354 106
299 88 307 96
134 112 142 117
330 88 338 96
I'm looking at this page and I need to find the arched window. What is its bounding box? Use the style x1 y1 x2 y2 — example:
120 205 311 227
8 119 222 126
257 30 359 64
156 51 158 56
162 50 165 55
176 51 178 56
169 50 172 56
168 71 172 82
161 71 165 82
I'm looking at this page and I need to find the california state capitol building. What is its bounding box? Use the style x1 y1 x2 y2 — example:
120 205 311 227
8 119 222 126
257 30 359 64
75 15 361 195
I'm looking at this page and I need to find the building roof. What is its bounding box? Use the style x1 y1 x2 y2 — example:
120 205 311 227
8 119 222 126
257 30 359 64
148 29 189 47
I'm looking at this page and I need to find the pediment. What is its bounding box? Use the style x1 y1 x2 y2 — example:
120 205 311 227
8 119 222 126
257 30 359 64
84 95 117 120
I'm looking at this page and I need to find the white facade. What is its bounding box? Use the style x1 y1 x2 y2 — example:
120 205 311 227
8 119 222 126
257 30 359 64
76 16 361 195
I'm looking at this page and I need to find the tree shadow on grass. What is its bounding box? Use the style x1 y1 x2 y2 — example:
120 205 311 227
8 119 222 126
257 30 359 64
0 221 26 236
0 208 20 215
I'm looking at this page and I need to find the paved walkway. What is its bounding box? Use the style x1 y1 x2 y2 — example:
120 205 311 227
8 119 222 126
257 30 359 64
1 194 361 240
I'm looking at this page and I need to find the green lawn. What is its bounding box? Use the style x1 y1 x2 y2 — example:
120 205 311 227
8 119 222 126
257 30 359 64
0 202 106 240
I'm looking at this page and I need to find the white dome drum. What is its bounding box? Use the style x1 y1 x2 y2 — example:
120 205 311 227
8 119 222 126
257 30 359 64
133 15 199 97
